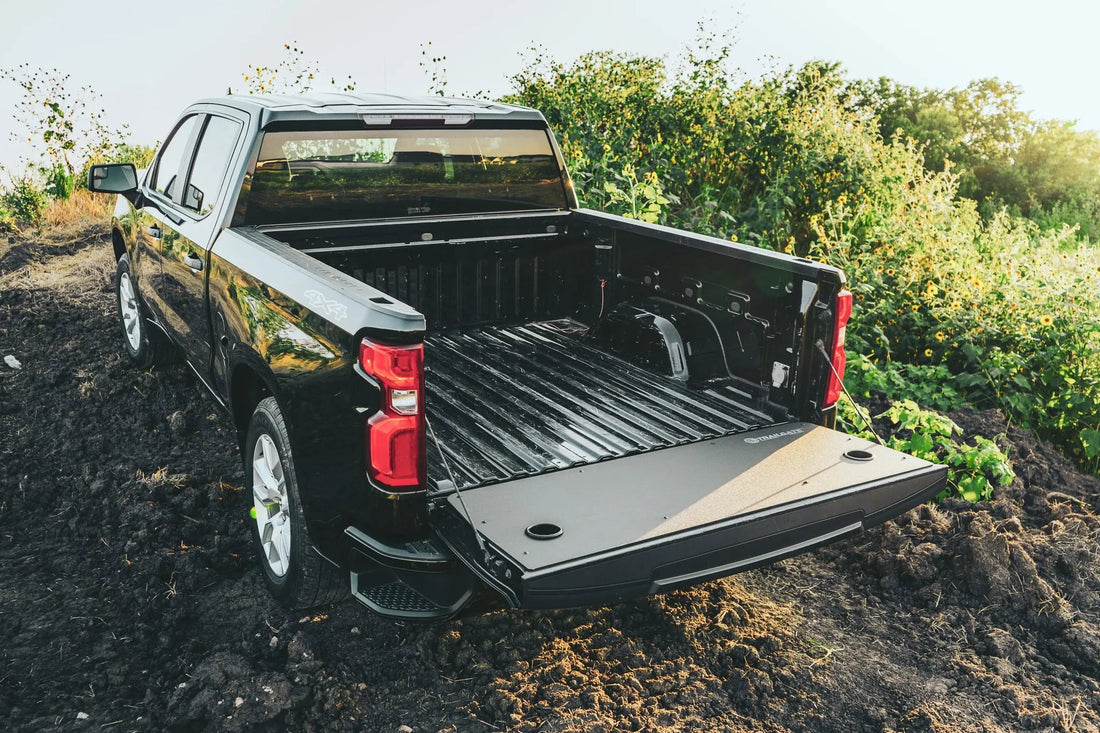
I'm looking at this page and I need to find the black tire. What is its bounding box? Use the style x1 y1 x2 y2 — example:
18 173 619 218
114 254 176 368
245 396 348 609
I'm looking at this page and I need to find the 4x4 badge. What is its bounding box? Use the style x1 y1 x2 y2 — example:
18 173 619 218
303 289 348 321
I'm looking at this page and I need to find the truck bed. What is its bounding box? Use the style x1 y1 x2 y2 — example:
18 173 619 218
424 322 784 491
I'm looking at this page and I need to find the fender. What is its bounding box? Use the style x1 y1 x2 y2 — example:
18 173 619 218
207 228 428 561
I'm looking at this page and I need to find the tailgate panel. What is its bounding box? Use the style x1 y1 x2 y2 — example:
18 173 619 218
430 423 946 608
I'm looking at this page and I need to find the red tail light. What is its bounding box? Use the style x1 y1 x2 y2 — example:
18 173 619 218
360 339 424 489
823 290 852 408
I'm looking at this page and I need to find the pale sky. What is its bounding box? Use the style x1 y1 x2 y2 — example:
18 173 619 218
1 0 1097 169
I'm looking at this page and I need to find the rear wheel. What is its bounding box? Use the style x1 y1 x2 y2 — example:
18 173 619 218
246 396 347 609
115 254 175 367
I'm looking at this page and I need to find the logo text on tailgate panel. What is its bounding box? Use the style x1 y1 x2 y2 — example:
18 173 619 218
744 427 806 444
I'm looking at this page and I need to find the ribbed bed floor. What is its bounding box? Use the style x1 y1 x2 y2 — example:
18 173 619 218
424 322 782 491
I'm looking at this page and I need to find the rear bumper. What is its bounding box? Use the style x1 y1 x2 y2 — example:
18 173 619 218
431 462 946 609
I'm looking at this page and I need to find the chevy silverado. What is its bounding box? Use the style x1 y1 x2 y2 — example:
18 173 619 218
88 93 946 619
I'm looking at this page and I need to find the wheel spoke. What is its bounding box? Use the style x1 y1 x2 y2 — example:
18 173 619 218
267 543 283 573
264 442 282 482
274 523 291 571
252 481 270 506
118 272 143 351
251 432 292 579
253 454 282 498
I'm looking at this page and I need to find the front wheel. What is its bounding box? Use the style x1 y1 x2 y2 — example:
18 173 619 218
115 254 175 367
246 396 347 609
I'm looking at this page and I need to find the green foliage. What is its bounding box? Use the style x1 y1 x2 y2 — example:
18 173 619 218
878 399 1015 503
506 39 1100 476
1 64 130 182
42 161 75 200
1082 428 1100 460
506 38 954 256
104 143 157 170
600 164 674 224
843 76 1100 240
1 64 136 218
815 185 1100 469
419 42 448 96
240 42 356 95
1030 196 1100 242
844 353 962 412
840 395 1015 503
0 173 48 224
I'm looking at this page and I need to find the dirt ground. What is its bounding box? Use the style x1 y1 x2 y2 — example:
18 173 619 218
1 226 1098 732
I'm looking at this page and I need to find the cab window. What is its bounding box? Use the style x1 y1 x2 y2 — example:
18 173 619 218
150 115 201 203
182 116 243 216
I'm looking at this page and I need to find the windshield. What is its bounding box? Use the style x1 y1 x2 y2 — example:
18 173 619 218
243 127 569 225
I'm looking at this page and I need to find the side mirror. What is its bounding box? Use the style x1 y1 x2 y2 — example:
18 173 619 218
87 163 138 194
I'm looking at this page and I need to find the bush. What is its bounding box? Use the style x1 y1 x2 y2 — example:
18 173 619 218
1 174 49 224
42 161 76 200
506 40 1100 474
811 163 1100 468
839 395 1015 502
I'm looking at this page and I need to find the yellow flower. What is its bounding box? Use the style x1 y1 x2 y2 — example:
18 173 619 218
924 348 933 357
602 144 611 153
935 332 945 342
1039 315 1053 326
911 304 920 312
926 282 939 296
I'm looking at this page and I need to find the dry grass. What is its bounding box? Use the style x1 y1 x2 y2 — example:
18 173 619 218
0 239 114 297
42 189 113 229
135 466 191 490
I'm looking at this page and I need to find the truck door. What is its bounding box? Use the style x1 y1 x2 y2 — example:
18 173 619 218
155 114 244 374
140 112 244 376
137 114 202 326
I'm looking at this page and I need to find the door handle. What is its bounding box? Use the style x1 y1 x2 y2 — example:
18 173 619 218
184 252 205 272
145 225 163 239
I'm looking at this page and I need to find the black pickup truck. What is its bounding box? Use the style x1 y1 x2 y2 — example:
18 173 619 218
88 93 946 620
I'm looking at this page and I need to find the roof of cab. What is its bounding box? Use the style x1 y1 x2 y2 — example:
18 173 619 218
193 93 546 127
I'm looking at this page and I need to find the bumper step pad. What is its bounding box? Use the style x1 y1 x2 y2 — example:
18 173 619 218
346 527 474 620
351 576 452 619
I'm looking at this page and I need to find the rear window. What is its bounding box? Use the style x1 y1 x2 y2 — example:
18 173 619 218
243 127 569 225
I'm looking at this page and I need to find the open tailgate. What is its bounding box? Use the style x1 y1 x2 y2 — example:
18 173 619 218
428 422 946 609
